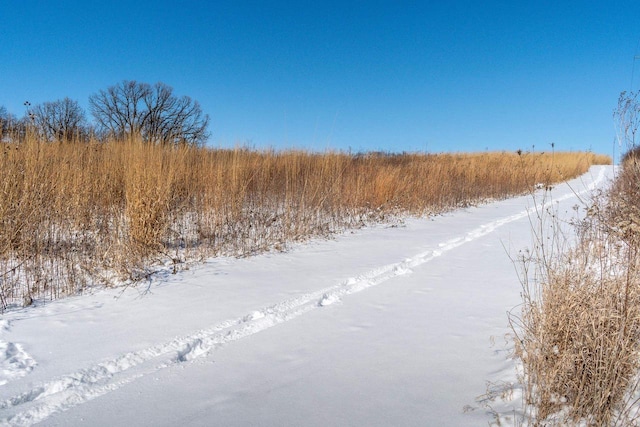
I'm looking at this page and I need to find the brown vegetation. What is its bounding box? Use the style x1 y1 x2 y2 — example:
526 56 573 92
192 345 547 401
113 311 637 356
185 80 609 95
0 133 610 310
509 90 640 426
512 151 640 425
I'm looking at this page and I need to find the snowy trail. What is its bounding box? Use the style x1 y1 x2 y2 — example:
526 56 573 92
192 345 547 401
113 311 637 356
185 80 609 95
0 166 611 426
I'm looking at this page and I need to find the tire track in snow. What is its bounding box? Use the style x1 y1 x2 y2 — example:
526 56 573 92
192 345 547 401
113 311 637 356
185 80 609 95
0 167 607 426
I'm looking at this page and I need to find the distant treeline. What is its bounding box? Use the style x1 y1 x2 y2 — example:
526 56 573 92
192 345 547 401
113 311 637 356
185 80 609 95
0 80 209 146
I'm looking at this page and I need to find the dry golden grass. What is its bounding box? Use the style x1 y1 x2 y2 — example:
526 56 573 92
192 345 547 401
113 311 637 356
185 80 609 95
0 134 610 309
512 154 640 426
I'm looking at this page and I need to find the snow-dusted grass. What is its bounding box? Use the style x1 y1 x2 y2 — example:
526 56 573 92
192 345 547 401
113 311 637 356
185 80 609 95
511 159 640 426
0 137 610 309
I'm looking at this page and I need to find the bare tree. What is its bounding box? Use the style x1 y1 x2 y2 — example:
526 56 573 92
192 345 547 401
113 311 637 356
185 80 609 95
142 83 210 145
89 80 210 145
89 80 149 140
31 98 87 142
0 106 12 140
0 106 24 142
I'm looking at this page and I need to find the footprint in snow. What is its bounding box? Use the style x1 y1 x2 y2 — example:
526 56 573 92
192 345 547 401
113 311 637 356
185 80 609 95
0 340 37 385
176 339 211 363
318 293 341 307
243 311 265 322
0 320 37 385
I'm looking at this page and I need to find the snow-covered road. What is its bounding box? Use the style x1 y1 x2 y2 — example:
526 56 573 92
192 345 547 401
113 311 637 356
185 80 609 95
0 166 612 426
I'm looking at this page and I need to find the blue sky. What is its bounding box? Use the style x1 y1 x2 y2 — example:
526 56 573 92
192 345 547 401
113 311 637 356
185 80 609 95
1 1 639 157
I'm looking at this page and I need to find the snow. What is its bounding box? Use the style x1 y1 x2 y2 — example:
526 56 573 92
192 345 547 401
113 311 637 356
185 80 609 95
0 166 612 426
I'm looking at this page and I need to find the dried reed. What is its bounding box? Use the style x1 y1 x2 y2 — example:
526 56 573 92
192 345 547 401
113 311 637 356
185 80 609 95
0 134 610 309
512 155 640 426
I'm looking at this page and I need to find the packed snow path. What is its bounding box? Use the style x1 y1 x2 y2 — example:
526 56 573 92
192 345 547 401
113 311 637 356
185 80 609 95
0 166 612 426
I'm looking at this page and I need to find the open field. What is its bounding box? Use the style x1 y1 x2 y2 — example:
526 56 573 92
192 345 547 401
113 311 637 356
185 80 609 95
0 137 610 308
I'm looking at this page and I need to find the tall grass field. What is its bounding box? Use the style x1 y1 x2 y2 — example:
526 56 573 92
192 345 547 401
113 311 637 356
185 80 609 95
0 135 610 309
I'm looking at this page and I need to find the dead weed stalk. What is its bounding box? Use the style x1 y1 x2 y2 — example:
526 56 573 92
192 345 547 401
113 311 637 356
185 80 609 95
512 156 640 426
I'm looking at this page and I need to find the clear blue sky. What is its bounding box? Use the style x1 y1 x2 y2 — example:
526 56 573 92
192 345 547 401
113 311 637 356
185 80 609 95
1 1 639 158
